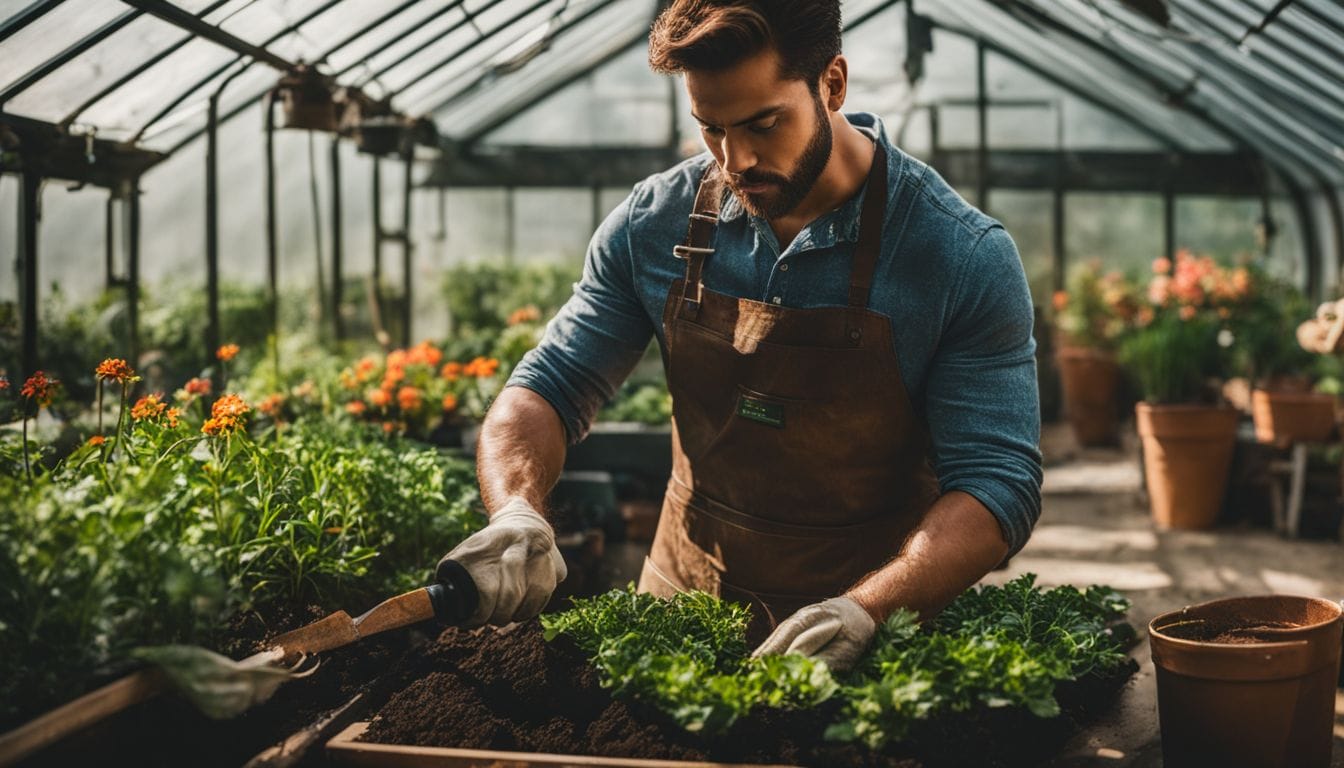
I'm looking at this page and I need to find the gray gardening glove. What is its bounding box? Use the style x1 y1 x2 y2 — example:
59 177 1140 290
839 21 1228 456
750 596 877 673
441 498 566 627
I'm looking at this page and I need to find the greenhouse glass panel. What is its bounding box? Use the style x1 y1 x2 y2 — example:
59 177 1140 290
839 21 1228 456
79 39 234 141
5 16 188 124
372 17 481 94
513 189 594 265
1174 196 1264 264
444 189 510 265
214 0 346 48
1063 192 1164 277
0 0 127 95
141 64 275 150
324 1 461 78
469 44 670 146
261 0 408 65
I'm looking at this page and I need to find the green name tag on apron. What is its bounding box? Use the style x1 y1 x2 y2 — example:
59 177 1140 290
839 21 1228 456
737 395 784 428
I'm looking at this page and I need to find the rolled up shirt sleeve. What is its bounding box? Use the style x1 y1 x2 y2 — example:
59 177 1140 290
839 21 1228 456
925 226 1043 556
505 185 655 444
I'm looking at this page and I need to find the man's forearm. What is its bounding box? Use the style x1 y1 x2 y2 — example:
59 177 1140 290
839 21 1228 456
476 386 568 516
844 491 1010 622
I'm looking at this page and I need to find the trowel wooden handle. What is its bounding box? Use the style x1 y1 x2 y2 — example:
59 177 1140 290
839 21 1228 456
0 667 166 767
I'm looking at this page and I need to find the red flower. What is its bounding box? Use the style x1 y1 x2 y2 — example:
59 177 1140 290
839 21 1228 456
184 377 212 396
20 371 59 406
0 375 9 391
258 393 285 418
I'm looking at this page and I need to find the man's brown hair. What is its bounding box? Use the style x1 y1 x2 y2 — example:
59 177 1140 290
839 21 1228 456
648 1 842 93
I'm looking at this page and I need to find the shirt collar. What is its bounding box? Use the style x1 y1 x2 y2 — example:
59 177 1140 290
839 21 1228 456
715 112 895 251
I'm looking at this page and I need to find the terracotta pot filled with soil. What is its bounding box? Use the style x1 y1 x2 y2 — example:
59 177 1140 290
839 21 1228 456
1134 402 1239 530
339 621 1135 768
1055 346 1122 447
1149 595 1343 768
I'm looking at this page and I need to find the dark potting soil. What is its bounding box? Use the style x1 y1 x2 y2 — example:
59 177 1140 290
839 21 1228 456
18 602 419 768
1161 619 1303 645
359 623 1136 768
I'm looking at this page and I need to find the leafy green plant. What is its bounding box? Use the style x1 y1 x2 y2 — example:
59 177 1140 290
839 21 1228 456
541 587 838 732
827 575 1132 749
599 380 672 425
1223 263 1315 385
544 576 1131 750
0 360 485 726
1118 313 1224 403
440 263 580 335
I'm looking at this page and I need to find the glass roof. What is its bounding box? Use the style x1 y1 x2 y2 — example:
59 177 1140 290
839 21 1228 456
0 0 1339 186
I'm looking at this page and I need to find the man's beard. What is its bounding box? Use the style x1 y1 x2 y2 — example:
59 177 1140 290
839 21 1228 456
726 97 833 220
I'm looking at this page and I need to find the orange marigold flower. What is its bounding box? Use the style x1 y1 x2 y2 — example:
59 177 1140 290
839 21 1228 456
0 375 9 391
382 421 397 434
345 401 367 416
407 341 443 367
216 343 240 362
95 358 137 383
87 435 106 447
440 361 463 382
1051 290 1068 312
355 356 379 378
442 393 458 412
464 356 500 378
397 386 423 412
202 394 250 437
367 388 391 408
131 393 167 421
259 393 285 418
383 366 405 387
185 377 212 396
165 407 181 428
507 305 542 326
386 349 409 370
20 371 59 406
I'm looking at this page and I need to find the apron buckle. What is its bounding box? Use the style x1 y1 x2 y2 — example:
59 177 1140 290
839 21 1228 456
673 244 715 260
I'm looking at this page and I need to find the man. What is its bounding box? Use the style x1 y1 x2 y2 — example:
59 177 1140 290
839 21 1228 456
440 0 1042 672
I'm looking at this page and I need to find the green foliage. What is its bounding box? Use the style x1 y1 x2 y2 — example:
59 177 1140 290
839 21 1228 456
440 262 580 335
599 380 672 425
1224 264 1315 383
543 577 1131 751
1118 313 1224 403
0 407 483 726
828 575 1132 749
541 587 838 732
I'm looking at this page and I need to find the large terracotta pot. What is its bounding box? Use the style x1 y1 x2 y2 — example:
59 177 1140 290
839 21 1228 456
1250 389 1337 447
1149 595 1342 768
1055 346 1122 447
1135 403 1239 530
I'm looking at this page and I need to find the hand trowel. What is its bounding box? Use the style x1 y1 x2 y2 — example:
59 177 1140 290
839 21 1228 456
267 559 479 662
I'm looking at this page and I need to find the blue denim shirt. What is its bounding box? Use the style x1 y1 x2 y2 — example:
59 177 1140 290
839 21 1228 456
508 113 1042 555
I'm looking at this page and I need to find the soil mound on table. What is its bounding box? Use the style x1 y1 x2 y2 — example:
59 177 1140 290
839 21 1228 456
362 622 1137 767
360 622 909 766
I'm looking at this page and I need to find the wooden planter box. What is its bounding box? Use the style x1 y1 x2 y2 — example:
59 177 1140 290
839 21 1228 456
326 722 795 768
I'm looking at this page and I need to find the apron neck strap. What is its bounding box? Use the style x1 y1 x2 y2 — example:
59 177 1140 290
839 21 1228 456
847 142 888 310
674 163 724 313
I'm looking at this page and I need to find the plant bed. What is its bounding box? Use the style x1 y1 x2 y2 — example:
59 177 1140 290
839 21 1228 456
350 578 1138 768
11 603 426 768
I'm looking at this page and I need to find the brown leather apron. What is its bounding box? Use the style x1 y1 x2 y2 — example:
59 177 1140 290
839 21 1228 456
637 144 942 642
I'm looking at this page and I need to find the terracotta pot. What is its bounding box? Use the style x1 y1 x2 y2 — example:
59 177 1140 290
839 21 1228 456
1134 403 1238 530
1250 389 1337 447
1149 595 1343 768
1055 346 1122 447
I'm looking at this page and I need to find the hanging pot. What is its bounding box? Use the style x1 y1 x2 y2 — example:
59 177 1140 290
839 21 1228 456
1135 402 1238 530
276 65 338 132
1055 345 1122 447
1250 389 1337 447
354 117 406 156
1149 595 1342 768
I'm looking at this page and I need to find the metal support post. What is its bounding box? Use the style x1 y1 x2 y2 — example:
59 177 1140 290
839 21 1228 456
331 137 344 341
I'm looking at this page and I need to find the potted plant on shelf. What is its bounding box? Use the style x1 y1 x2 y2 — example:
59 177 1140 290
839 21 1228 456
1224 265 1332 447
1119 250 1248 530
1051 261 1139 447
